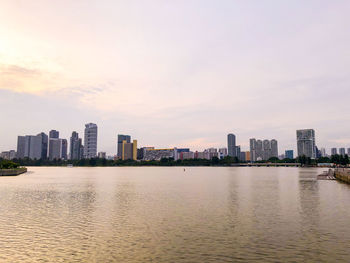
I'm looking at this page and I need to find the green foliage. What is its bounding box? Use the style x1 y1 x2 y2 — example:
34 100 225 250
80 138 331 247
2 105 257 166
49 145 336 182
330 154 349 165
0 160 20 169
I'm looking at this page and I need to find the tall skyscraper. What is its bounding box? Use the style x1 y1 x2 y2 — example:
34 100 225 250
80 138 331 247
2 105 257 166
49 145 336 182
227 134 236 157
321 148 327 157
331 148 338 156
118 134 131 158
250 138 278 161
270 139 278 158
263 140 271 160
122 139 137 160
70 131 83 160
38 132 48 159
339 148 346 156
16 133 48 160
48 138 67 160
250 139 256 162
49 130 59 139
84 123 98 159
296 129 316 158
17 136 26 159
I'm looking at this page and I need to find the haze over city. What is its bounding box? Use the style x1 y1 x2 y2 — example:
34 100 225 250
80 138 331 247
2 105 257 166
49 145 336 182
1 0 350 155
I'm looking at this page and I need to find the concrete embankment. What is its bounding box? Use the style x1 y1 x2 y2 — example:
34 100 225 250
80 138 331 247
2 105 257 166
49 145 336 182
0 168 27 176
334 169 350 184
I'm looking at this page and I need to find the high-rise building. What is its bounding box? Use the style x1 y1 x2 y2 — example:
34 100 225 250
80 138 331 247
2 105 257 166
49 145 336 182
117 135 131 158
16 136 27 159
339 148 346 156
0 150 16 160
84 123 98 158
347 148 350 156
38 132 48 159
235 146 241 160
263 140 271 160
271 139 278 158
70 131 83 160
285 150 294 159
296 129 316 159
250 139 256 162
49 130 59 139
245 151 251 162
256 140 263 161
320 148 327 157
48 138 67 160
240 152 246 162
331 148 338 156
122 140 137 160
227 134 236 157
16 133 48 160
250 138 278 161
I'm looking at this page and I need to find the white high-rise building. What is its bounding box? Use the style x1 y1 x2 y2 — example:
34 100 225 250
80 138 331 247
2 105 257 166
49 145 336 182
296 129 316 158
84 123 98 158
250 138 278 161
17 133 48 160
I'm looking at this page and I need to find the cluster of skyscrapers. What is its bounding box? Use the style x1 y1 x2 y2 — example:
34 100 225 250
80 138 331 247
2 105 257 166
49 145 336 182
1 126 349 162
14 123 98 161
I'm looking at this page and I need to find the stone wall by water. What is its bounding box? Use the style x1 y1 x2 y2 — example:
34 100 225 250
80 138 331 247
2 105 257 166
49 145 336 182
0 168 27 176
335 169 350 184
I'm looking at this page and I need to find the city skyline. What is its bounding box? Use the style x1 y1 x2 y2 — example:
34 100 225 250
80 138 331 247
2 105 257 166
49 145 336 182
4 124 350 159
1 1 350 154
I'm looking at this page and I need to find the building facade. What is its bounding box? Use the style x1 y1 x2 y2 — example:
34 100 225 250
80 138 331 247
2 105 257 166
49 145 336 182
339 148 346 156
48 138 67 160
227 134 236 157
98 152 106 159
250 138 278 162
122 140 137 160
0 150 17 160
117 135 131 158
143 148 176 161
17 133 48 160
296 129 316 159
331 148 338 156
69 131 83 160
84 123 98 158
285 150 294 159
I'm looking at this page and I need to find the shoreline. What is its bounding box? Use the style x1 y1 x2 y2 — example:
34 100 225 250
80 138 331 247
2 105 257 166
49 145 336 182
0 167 27 176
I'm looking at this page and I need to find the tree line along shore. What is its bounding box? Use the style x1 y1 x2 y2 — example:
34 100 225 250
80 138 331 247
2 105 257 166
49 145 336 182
1 154 349 167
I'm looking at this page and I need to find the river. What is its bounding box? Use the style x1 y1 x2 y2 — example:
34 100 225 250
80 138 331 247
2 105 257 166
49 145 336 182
0 167 349 262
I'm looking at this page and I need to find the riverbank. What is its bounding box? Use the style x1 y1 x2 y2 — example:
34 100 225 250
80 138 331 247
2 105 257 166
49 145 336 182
0 167 27 176
334 169 350 184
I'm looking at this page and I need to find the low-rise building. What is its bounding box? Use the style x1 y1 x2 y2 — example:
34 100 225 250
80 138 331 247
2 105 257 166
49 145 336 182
194 151 210 160
143 148 175 161
180 151 195 160
98 152 106 159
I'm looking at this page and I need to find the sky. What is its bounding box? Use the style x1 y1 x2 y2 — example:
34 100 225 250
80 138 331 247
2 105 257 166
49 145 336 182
1 0 350 155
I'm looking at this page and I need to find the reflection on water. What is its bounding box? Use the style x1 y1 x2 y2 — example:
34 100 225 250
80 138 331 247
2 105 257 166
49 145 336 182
0 167 350 262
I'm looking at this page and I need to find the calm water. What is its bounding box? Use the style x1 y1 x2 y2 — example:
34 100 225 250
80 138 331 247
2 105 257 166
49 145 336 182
0 167 350 262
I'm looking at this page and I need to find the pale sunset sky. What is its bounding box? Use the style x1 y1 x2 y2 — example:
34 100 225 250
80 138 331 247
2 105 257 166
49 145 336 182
1 0 350 155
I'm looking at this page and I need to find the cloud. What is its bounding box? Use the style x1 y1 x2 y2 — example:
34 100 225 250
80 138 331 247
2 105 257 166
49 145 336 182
0 64 59 94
